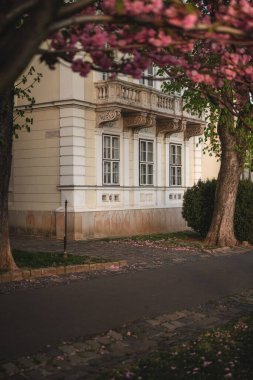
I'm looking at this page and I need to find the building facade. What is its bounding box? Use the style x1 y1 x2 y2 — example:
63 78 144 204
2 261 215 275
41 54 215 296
9 61 219 239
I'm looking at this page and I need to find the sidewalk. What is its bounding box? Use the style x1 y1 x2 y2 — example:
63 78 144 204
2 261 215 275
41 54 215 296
11 232 251 269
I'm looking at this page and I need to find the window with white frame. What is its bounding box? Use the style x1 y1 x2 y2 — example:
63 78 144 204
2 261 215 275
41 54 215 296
170 143 182 186
139 140 154 185
103 135 120 185
140 64 154 87
102 72 109 80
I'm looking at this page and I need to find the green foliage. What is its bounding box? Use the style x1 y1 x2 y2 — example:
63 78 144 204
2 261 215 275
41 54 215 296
99 315 253 380
14 66 43 138
159 67 253 162
182 179 253 242
13 249 108 269
234 180 253 243
182 179 216 237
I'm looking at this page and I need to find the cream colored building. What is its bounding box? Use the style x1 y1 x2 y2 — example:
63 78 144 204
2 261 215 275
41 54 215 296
9 61 219 239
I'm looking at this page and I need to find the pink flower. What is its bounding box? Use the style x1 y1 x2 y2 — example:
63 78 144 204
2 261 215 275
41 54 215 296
182 14 198 29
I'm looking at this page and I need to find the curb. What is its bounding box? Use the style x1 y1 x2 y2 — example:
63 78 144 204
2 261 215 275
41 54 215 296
0 260 128 284
202 245 253 255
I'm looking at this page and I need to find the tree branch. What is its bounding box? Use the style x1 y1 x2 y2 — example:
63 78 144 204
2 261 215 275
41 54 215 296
56 0 97 20
0 0 61 96
0 0 39 35
49 14 113 32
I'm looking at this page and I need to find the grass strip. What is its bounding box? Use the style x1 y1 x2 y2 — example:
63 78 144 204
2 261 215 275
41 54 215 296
13 249 108 269
99 314 253 379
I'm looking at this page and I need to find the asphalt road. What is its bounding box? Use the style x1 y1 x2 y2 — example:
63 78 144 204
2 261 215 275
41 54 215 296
0 251 253 361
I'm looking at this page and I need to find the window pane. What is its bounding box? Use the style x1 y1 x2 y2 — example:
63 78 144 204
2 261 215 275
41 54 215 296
148 164 153 175
170 167 176 186
176 145 182 165
140 164 146 184
147 142 153 162
112 162 119 184
148 77 153 87
112 137 119 159
103 161 111 184
170 144 182 186
147 164 153 184
103 136 111 159
140 141 146 162
147 65 153 87
177 167 182 185
147 64 153 76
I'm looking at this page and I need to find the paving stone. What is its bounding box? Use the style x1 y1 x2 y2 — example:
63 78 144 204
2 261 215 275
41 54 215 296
188 312 207 320
162 322 177 331
1 362 19 376
72 342 87 352
78 352 100 361
165 312 187 321
155 314 172 323
82 340 100 352
95 335 112 345
23 369 47 379
107 330 123 341
108 341 130 355
17 356 36 369
38 368 55 378
8 374 28 380
146 319 161 327
58 345 76 355
170 320 185 328
34 353 48 365
68 355 91 366
51 357 67 368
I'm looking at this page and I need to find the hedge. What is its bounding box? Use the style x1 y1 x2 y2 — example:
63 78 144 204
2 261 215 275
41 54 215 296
182 179 253 243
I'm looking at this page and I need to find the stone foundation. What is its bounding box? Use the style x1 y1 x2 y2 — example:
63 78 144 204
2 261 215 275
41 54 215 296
9 210 56 236
9 208 188 240
56 208 188 240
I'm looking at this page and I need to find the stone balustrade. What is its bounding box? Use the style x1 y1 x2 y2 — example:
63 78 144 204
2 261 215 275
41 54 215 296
95 79 204 123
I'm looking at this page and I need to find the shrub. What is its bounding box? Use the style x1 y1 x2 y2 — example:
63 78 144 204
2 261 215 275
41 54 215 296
182 180 216 237
182 179 253 242
234 180 253 243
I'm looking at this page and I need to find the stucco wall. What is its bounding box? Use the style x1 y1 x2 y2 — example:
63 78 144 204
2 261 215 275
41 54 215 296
10 108 61 213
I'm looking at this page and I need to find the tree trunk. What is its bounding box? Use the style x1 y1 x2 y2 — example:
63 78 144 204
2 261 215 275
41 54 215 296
205 110 244 247
0 88 17 271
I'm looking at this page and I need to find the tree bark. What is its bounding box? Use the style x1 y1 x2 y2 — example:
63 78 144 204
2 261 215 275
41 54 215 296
205 110 244 247
0 89 17 271
0 0 62 97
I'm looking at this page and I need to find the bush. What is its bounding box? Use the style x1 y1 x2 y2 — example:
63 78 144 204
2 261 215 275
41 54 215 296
234 180 253 243
182 180 216 237
182 179 253 242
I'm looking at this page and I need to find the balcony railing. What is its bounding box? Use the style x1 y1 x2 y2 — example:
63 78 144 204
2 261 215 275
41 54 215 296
95 79 204 122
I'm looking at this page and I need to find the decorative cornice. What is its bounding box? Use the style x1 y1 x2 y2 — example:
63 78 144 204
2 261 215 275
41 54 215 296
184 123 205 140
96 108 121 127
124 112 156 130
156 118 186 137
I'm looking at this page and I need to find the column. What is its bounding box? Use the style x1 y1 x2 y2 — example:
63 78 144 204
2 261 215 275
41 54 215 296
194 136 202 183
59 107 85 209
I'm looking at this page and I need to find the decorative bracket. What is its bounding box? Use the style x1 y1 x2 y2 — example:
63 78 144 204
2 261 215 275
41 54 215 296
184 123 205 140
156 118 186 137
124 112 156 130
96 108 121 127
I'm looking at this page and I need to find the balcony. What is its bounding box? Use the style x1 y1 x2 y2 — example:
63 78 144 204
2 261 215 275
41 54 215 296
95 79 204 123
